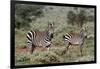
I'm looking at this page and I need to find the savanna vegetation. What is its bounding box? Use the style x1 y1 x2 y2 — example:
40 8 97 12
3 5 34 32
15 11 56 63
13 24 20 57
15 4 95 65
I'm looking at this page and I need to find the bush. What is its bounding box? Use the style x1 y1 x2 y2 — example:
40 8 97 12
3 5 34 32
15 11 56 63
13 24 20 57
67 11 76 25
30 51 64 64
15 55 30 65
15 4 44 29
67 8 90 27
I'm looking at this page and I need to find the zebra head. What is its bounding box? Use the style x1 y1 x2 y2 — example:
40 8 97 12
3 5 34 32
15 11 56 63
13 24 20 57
80 26 88 38
47 22 55 40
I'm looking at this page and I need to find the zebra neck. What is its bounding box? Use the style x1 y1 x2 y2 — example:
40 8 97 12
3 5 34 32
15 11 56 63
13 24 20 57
46 30 52 41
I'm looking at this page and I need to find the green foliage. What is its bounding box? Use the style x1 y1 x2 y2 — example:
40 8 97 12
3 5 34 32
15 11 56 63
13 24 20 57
87 15 94 22
30 51 64 64
77 10 88 27
67 11 76 25
16 56 30 64
67 8 93 27
15 29 94 65
15 6 95 65
15 4 44 29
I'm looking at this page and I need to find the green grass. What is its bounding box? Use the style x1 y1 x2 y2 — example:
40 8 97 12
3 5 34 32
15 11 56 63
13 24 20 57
15 6 95 65
15 22 95 65
15 30 95 65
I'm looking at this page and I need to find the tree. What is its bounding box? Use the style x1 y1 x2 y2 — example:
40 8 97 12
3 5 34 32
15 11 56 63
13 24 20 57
67 11 76 25
15 4 44 29
77 10 88 27
67 8 89 27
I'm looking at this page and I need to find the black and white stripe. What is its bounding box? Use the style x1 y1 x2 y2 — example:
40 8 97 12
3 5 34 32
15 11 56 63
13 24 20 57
63 33 72 41
26 30 34 44
26 22 54 54
63 28 87 56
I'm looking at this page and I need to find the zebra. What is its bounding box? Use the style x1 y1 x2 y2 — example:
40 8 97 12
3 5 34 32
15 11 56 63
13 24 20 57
26 22 54 54
62 27 87 56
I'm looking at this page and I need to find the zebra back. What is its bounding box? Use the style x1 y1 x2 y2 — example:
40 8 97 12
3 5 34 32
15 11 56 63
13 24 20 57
63 28 87 45
26 22 54 48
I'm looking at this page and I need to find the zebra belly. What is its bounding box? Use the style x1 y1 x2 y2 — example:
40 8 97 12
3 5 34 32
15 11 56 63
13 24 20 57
70 40 82 45
72 41 80 45
33 40 51 47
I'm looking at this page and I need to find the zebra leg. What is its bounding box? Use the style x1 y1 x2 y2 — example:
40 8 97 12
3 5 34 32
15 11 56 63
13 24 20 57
30 45 35 54
46 44 51 51
26 43 32 53
80 43 84 56
66 43 71 51
47 47 50 51
62 43 70 55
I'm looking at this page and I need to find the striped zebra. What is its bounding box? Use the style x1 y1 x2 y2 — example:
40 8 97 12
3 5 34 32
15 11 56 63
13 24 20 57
26 22 54 54
62 27 87 56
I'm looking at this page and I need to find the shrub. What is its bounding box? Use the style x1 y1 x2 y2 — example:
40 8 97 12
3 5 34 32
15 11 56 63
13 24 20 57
15 4 44 29
30 51 64 64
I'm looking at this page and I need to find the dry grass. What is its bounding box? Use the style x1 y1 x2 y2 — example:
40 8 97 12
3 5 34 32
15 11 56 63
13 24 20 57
15 6 95 65
15 34 94 65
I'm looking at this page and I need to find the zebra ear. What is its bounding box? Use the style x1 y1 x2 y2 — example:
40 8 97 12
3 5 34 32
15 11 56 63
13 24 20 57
82 24 88 31
52 21 55 25
63 35 65 39
85 25 88 30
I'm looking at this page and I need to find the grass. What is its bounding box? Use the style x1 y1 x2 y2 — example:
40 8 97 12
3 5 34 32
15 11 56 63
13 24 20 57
15 6 95 65
15 29 95 65
15 20 95 66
